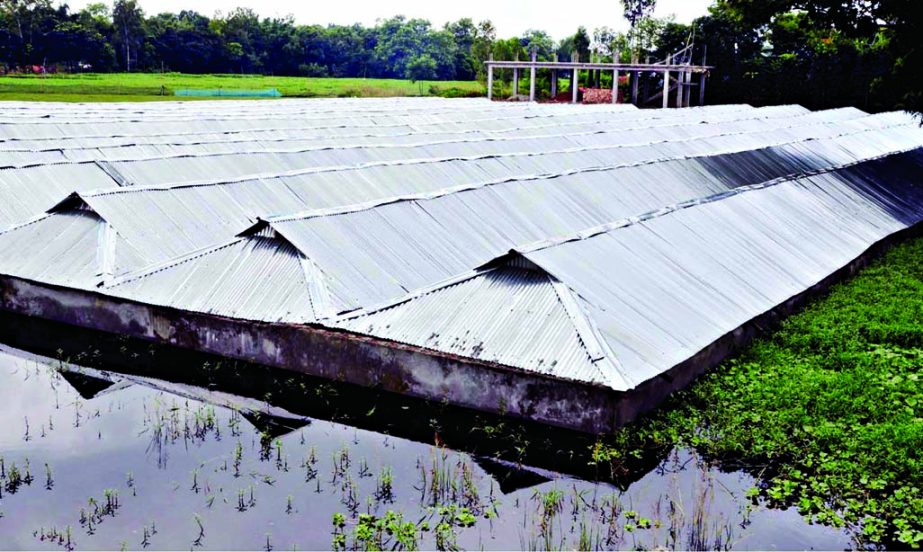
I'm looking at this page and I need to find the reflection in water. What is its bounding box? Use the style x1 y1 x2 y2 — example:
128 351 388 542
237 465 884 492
0 315 854 550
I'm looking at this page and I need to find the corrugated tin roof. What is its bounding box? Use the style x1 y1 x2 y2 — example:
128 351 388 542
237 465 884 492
92 118 923 337
0 107 894 292
335 149 923 389
2 98 922 394
0 104 799 162
1 107 916 295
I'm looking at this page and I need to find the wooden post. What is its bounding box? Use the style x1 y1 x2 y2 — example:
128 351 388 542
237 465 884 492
699 46 707 106
662 54 671 109
529 50 536 102
572 53 579 103
486 54 493 100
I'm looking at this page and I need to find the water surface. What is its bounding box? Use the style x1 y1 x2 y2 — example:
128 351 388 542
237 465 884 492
0 338 852 550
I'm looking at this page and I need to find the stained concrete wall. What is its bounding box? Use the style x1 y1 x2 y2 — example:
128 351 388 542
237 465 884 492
0 276 621 433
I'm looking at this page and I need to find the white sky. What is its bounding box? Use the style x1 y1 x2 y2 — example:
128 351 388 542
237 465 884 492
59 0 715 40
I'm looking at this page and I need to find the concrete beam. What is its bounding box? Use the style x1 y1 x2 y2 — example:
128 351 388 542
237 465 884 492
486 61 711 72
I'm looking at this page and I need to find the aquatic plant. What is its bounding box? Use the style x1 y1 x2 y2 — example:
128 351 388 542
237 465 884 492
375 466 394 503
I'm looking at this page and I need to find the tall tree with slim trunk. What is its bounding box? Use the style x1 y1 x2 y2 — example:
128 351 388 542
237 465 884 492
112 0 143 71
620 0 656 61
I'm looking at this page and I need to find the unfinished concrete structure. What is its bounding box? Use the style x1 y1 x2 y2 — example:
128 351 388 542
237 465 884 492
485 45 710 106
1 98 922 432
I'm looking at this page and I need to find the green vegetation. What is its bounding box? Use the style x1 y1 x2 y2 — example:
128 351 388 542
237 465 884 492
0 73 483 102
596 236 923 548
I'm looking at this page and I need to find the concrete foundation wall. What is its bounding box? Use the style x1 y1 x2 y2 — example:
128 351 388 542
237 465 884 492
0 277 621 433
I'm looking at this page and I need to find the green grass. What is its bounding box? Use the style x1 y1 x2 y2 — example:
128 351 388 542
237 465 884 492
0 72 484 102
596 235 923 548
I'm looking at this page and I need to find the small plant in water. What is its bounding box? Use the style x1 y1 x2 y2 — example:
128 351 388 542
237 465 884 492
192 513 205 547
233 441 243 477
375 466 394 503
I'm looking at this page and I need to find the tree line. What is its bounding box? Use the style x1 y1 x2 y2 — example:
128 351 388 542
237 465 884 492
0 0 919 113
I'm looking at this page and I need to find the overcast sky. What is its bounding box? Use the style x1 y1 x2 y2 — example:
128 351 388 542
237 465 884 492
60 0 715 40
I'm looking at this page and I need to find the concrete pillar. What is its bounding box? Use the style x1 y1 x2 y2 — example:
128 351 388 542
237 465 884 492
612 68 619 103
630 71 639 105
629 52 638 105
699 71 706 106
662 54 671 109
551 69 557 97
699 46 707 106
529 50 536 102
486 53 494 100
513 68 519 97
675 68 684 108
684 70 692 107
572 67 579 103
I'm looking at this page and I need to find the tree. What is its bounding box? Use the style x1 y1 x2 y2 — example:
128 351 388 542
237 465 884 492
0 0 58 65
444 18 477 79
521 29 554 60
591 26 618 59
620 0 656 60
572 26 590 62
405 53 436 94
722 0 921 114
470 19 495 80
112 0 143 71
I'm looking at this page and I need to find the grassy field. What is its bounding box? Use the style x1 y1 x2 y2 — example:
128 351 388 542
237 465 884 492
0 72 484 102
594 235 923 548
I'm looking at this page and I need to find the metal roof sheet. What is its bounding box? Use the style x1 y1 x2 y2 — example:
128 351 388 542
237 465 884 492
336 149 923 389
3 98 922 394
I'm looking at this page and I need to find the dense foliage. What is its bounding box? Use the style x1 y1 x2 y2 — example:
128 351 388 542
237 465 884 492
596 236 923 548
0 0 920 112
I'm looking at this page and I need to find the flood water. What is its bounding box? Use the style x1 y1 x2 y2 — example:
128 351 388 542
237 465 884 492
0 321 854 550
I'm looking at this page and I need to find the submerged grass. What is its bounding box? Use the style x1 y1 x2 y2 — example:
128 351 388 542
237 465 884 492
597 235 923 548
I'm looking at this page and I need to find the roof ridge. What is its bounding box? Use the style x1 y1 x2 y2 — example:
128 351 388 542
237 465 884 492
329 268 490 323
330 260 632 391
103 237 247 288
0 212 53 236
548 277 631 391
